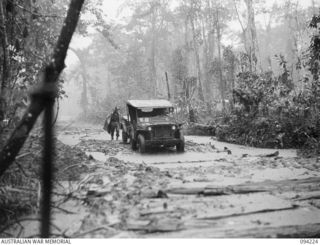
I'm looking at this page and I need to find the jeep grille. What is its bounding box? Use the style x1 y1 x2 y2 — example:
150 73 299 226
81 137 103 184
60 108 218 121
154 125 172 138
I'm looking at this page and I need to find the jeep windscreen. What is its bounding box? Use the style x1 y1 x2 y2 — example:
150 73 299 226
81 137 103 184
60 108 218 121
137 108 174 123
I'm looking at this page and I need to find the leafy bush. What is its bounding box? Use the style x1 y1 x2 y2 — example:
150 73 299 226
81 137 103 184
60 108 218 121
215 14 320 154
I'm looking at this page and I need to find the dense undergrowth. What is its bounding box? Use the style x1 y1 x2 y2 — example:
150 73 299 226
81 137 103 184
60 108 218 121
0 128 89 235
214 15 320 156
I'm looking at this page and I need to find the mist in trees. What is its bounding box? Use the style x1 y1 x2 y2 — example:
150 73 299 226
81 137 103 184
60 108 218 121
1 0 320 151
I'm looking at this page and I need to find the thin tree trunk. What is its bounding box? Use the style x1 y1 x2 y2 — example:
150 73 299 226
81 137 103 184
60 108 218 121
165 72 171 100
0 0 85 176
190 15 205 102
233 0 250 61
266 18 272 70
216 7 225 111
0 0 10 121
202 13 211 99
208 0 217 99
244 0 259 72
81 73 88 118
150 5 157 97
184 17 192 76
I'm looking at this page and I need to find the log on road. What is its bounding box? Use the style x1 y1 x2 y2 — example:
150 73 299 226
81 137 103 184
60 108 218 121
166 177 320 196
185 123 216 136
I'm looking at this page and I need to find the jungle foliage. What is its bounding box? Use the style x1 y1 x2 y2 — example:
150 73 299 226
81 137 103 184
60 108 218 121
216 15 320 155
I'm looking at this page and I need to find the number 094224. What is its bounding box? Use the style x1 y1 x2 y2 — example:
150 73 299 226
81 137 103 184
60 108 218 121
300 239 318 244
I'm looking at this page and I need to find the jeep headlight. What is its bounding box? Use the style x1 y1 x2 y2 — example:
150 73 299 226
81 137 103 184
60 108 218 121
147 126 152 131
172 125 176 130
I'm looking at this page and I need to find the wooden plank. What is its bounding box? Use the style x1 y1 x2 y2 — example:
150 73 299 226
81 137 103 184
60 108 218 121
126 218 184 233
166 177 320 196
143 223 320 238
198 206 297 220
166 187 204 195
294 191 320 201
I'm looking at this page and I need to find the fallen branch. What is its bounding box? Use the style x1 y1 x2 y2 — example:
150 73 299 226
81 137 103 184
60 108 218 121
203 185 269 196
166 177 320 196
72 227 112 238
27 233 70 238
198 206 298 220
294 191 320 201
166 187 203 195
2 186 37 193
259 151 279 158
17 225 24 238
60 163 88 173
15 152 32 160
52 98 60 127
0 231 14 237
51 205 77 215
186 123 216 136
0 217 60 235
13 160 31 177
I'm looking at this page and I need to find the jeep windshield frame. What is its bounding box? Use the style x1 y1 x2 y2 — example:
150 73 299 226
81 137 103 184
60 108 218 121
126 100 175 124
137 108 172 117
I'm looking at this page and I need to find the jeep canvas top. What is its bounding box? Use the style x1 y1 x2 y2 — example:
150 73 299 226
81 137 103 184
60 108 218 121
121 99 185 153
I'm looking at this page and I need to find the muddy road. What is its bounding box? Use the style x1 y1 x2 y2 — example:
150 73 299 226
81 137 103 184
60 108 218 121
7 123 320 238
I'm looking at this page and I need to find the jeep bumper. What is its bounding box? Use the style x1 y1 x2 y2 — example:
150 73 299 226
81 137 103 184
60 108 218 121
145 138 182 146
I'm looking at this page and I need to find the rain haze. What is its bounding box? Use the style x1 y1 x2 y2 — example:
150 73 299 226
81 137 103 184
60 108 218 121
0 0 320 240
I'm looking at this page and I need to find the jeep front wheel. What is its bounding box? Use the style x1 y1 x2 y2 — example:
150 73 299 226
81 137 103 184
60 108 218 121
137 134 146 153
131 137 137 150
176 133 185 152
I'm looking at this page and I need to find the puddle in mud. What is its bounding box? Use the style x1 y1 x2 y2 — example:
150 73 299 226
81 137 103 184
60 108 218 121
204 207 320 234
6 199 88 237
117 151 230 165
58 134 81 146
149 207 320 238
158 162 320 188
149 160 230 169
86 151 107 162
246 167 319 182
80 132 109 141
58 130 109 146
188 136 297 158
139 191 320 238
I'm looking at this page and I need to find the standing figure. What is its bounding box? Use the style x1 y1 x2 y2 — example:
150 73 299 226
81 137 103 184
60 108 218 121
106 107 120 140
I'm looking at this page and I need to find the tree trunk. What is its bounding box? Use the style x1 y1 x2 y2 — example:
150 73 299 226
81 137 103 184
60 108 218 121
184 17 192 76
244 0 259 72
165 72 171 100
0 0 10 121
285 1 300 86
150 4 157 97
182 1 195 122
190 14 205 102
207 0 217 100
216 7 225 111
266 17 273 71
202 13 211 100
